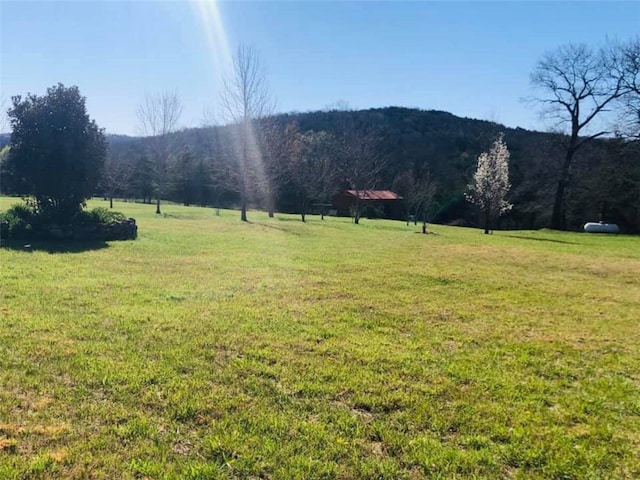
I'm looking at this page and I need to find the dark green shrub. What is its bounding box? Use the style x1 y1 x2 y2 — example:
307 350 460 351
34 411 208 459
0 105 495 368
74 207 127 225
0 203 40 238
1 202 135 241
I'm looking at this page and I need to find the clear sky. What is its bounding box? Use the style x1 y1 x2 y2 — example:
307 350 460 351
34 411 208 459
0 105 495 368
1 1 638 136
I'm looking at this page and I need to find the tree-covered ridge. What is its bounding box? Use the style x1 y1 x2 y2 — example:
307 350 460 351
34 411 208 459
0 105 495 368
103 106 639 232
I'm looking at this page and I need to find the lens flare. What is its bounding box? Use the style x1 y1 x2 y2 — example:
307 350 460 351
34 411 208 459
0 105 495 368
189 0 233 90
189 0 269 216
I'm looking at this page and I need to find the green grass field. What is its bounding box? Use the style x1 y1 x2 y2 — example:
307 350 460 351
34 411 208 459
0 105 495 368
1 197 639 479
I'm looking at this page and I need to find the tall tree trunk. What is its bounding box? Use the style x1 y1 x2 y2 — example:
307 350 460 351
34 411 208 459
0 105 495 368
156 197 161 215
109 197 113 209
213 194 221 216
301 198 307 223
266 195 275 218
550 179 567 230
240 167 248 222
484 208 491 234
551 147 576 230
241 200 247 222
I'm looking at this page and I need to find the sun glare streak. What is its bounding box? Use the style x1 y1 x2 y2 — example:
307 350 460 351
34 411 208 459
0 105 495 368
189 0 233 95
188 0 270 218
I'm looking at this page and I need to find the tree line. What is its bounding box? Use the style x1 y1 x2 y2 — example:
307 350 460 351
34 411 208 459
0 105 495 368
103 106 639 232
104 114 388 225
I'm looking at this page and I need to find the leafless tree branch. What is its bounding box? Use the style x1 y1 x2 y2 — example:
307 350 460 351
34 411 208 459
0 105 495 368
136 91 183 214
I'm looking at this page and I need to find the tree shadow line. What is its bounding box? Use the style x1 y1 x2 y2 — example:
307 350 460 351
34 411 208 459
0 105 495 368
501 234 578 245
0 239 109 253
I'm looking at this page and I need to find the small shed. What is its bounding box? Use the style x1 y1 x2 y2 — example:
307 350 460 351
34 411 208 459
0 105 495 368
332 190 403 219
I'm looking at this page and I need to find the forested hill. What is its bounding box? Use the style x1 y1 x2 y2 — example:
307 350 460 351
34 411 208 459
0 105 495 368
270 107 561 227
4 107 637 231
106 107 638 231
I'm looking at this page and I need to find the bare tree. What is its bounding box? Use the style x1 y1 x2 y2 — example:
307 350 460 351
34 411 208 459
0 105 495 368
131 154 155 204
394 170 438 232
312 131 340 220
209 159 234 216
466 134 512 234
202 124 231 216
101 153 131 209
337 128 386 224
530 43 629 230
170 147 197 206
608 37 640 141
393 171 420 226
221 45 274 222
414 172 438 234
284 127 339 222
198 112 234 215
136 91 183 214
261 120 299 218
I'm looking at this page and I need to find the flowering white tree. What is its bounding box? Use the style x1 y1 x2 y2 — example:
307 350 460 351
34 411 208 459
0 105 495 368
467 134 512 234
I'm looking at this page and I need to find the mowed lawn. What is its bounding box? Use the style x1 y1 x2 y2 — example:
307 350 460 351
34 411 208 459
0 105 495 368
1 197 639 479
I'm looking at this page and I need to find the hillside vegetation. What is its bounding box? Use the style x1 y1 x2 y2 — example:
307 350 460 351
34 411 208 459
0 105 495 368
4 107 638 231
1 198 639 478
106 107 640 232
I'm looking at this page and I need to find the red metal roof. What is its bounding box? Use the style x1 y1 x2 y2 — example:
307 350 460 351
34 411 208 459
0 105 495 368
344 190 403 200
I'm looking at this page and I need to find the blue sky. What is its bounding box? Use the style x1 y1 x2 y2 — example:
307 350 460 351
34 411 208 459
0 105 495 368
1 1 638 135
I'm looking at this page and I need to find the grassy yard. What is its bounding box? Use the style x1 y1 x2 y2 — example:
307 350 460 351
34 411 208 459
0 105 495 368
1 197 639 479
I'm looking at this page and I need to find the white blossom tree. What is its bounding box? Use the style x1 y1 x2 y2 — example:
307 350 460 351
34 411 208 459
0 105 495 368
467 134 512 234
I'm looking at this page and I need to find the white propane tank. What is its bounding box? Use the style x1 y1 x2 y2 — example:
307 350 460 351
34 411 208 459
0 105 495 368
584 222 620 233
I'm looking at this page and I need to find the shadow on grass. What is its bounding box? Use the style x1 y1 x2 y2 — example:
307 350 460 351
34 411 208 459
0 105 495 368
0 239 110 253
254 222 303 236
273 215 307 223
501 234 578 245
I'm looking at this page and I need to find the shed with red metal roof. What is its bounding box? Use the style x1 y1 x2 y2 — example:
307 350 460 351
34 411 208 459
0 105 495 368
332 190 403 219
